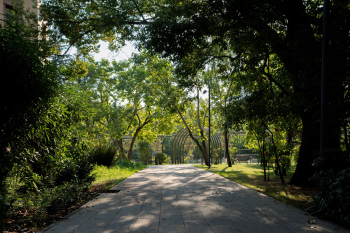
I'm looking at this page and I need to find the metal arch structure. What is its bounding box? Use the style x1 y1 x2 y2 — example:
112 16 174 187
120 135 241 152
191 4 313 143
171 128 223 164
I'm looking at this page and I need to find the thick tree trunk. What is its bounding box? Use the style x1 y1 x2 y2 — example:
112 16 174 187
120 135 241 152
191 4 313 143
289 112 319 186
200 135 210 166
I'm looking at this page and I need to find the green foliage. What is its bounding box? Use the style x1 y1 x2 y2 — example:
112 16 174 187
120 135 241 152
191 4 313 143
63 54 179 161
137 140 152 165
212 149 221 165
164 155 171 164
312 149 350 222
115 159 145 169
46 182 87 214
54 144 95 187
0 15 58 187
91 142 118 167
91 164 147 192
229 147 237 158
154 153 167 164
0 15 97 231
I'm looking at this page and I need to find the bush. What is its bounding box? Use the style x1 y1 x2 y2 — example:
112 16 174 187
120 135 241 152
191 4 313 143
164 155 171 163
155 153 167 164
46 182 86 214
0 15 58 187
115 159 145 169
312 149 350 222
91 142 118 166
137 140 152 165
54 144 95 186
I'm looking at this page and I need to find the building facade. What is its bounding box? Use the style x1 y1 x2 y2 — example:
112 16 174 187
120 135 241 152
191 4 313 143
1 0 39 26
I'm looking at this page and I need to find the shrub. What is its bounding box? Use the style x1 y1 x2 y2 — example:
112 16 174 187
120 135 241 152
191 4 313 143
91 142 118 166
137 140 152 165
312 149 350 222
155 153 167 164
164 155 171 164
54 145 95 186
46 182 86 214
115 159 145 169
0 12 58 187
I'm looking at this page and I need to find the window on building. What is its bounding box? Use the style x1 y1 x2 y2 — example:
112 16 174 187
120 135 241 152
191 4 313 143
5 4 17 26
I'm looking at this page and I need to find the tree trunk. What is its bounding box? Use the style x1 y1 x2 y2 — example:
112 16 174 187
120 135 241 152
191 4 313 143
224 127 232 167
200 136 210 166
116 139 125 159
265 124 285 184
177 110 210 166
289 112 319 186
127 128 141 160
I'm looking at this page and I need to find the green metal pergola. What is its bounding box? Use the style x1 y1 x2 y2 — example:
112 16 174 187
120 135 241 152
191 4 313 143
171 127 222 164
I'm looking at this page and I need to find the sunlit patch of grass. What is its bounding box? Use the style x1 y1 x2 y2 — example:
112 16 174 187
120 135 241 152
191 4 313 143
91 164 146 191
195 163 317 211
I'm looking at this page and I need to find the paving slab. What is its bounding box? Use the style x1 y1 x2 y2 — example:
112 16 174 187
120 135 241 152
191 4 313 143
42 165 350 233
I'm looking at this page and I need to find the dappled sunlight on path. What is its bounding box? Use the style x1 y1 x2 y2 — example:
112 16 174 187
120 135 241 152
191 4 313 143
42 165 349 233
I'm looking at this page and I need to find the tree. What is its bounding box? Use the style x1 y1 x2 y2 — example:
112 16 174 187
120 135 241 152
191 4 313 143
137 140 152 164
207 58 242 167
63 52 179 160
137 0 350 186
41 0 350 185
0 17 59 187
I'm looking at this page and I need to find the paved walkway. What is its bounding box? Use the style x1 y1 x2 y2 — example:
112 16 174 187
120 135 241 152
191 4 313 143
42 165 350 233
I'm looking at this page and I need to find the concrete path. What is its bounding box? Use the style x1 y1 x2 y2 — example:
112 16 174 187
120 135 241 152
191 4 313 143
42 165 350 233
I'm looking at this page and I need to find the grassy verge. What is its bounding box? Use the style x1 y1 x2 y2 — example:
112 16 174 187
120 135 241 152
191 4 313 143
91 164 147 191
195 163 317 211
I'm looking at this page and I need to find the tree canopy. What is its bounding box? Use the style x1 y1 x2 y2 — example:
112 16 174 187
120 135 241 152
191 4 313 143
41 0 350 186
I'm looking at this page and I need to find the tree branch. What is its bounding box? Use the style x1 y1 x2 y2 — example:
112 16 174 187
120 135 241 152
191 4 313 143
131 0 148 23
262 71 290 96
63 28 96 55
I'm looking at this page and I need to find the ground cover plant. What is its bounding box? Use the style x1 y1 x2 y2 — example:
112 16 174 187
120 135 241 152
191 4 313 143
2 162 146 232
91 161 147 191
195 163 317 211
